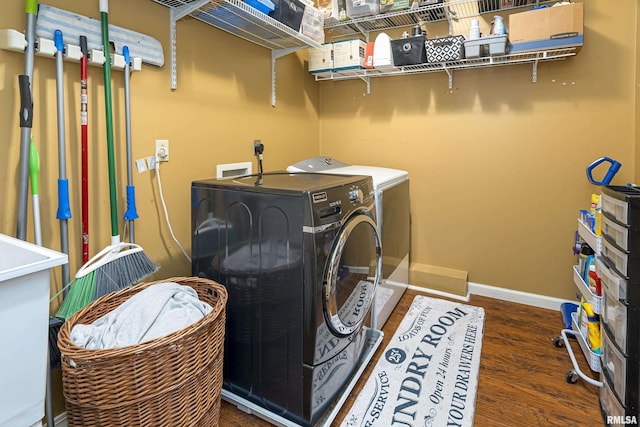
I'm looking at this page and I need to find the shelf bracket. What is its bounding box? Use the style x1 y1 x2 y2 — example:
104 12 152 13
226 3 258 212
443 66 453 91
445 6 457 36
169 0 209 89
532 59 539 83
358 75 371 95
271 47 302 107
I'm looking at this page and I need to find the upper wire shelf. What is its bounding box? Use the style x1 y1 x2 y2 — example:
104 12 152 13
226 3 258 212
324 0 556 38
152 0 322 50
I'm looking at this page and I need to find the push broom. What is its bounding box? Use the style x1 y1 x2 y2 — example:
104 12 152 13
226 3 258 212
57 0 158 319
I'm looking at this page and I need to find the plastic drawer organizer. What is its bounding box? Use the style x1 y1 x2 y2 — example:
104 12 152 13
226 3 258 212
553 218 603 387
598 186 640 421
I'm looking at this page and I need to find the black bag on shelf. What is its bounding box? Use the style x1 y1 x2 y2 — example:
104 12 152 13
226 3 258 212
391 35 427 66
269 0 306 31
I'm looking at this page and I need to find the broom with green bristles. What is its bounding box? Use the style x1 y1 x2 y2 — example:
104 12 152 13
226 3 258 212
56 0 158 320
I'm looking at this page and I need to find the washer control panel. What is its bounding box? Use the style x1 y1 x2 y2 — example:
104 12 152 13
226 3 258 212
349 185 364 204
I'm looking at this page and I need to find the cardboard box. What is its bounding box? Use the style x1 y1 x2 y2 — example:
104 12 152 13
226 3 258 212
308 43 333 74
333 38 367 70
509 2 583 50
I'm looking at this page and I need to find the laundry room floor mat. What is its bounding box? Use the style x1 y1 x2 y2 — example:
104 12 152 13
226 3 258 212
342 295 485 427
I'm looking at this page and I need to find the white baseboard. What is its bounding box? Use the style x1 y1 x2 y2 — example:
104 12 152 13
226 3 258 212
409 282 570 311
54 412 67 427
407 284 470 302
468 281 570 311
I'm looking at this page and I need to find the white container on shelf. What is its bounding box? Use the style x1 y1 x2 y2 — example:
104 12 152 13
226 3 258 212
572 264 602 315
578 218 602 254
0 234 67 427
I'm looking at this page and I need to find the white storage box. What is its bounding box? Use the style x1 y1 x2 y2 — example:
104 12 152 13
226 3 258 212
308 43 333 74
333 38 366 71
0 234 67 427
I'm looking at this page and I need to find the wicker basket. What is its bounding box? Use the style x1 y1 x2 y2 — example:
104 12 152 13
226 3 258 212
57 276 227 427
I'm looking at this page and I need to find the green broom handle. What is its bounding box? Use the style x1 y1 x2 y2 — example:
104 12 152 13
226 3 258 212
100 0 119 237
26 0 37 14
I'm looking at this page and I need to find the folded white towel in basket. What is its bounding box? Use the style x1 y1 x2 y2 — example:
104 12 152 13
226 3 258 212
70 282 213 350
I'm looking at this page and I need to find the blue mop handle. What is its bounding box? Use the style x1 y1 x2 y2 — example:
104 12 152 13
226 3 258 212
54 29 64 52
56 179 71 219
123 45 130 66
123 185 139 220
586 157 622 186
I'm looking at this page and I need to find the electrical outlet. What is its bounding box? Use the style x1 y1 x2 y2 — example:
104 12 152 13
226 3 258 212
156 139 169 162
253 139 264 156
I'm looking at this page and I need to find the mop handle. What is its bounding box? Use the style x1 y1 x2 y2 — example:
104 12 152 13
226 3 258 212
26 0 37 14
18 75 33 128
29 139 42 246
100 0 119 237
123 46 139 237
54 30 71 221
18 0 37 241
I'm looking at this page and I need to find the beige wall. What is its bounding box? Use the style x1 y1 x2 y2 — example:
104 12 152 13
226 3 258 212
319 0 635 300
0 2 636 302
0 0 635 419
1 0 320 306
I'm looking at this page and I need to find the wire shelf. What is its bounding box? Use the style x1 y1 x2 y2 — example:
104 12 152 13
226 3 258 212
152 0 322 50
313 47 579 81
324 0 557 38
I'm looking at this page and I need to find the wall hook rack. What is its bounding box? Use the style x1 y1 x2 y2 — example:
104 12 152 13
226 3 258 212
0 29 142 71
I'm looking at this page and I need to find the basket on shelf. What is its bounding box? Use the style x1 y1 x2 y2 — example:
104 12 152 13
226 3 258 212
56 276 228 427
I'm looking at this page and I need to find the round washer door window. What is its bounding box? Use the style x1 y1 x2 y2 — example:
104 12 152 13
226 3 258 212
323 212 382 337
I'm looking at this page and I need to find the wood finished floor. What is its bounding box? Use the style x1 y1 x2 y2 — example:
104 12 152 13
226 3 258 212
218 289 603 426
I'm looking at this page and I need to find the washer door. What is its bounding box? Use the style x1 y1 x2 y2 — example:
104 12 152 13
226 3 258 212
323 212 382 337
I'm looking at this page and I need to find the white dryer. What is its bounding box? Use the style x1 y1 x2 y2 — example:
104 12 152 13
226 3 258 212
287 157 410 329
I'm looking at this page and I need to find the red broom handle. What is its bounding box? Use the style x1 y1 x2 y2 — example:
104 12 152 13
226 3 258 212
80 36 89 264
